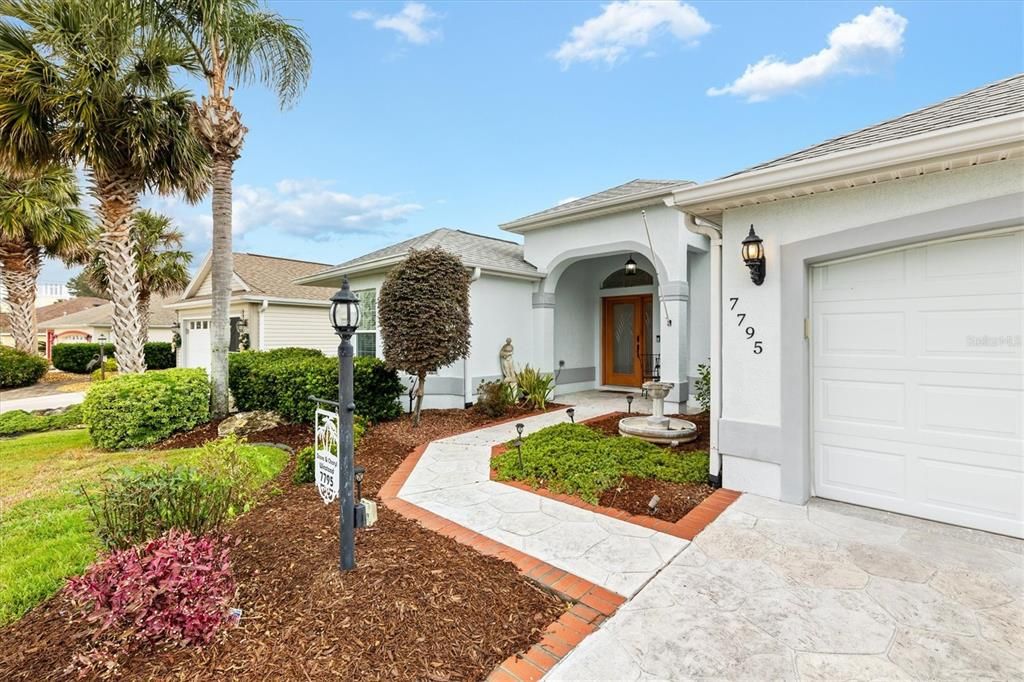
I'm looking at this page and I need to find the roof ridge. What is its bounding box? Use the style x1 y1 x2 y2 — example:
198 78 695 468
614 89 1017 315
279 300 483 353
234 252 333 267
727 73 1024 177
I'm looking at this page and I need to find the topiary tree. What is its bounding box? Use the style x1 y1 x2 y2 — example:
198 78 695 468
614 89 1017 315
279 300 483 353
378 248 471 426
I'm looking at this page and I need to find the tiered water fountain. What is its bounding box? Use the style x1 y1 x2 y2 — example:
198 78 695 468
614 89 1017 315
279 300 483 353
618 381 697 446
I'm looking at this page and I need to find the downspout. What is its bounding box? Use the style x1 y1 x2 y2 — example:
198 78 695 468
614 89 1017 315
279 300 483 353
683 212 724 488
257 299 269 350
464 267 482 407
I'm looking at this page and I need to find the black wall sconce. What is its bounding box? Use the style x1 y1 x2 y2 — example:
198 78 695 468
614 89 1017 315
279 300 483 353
742 225 765 285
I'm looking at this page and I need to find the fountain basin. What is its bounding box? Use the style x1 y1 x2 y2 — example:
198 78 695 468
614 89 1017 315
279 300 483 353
618 416 697 446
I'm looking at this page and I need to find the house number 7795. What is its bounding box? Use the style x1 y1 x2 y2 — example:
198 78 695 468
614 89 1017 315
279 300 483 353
729 297 763 355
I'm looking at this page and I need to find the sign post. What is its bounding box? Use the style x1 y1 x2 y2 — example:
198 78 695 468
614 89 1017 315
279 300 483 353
314 407 340 505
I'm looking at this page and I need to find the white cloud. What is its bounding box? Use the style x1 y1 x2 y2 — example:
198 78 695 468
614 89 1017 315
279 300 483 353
141 180 423 248
352 2 441 45
554 1 711 68
708 6 908 102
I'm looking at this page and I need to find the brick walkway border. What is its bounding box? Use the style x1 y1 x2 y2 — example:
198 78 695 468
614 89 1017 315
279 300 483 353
378 416 740 682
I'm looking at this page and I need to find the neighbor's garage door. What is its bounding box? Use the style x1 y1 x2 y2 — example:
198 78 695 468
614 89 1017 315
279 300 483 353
811 228 1023 538
184 319 211 374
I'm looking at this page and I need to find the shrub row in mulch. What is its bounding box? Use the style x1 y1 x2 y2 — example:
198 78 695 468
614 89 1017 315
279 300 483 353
0 405 568 681
564 411 714 522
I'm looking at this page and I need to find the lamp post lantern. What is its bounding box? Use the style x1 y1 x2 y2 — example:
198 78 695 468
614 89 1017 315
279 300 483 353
329 276 361 571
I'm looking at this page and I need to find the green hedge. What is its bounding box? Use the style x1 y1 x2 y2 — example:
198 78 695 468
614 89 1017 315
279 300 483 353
143 342 176 370
0 346 48 388
82 368 210 450
228 349 403 424
52 343 115 373
52 342 177 373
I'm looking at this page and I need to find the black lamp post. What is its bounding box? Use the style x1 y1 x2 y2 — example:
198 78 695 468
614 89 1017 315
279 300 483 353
741 225 766 285
329 276 361 571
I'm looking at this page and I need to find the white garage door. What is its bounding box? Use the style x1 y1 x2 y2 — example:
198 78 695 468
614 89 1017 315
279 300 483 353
184 319 211 374
811 228 1023 538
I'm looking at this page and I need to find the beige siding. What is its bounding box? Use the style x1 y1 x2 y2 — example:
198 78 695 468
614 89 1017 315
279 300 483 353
194 272 248 297
261 304 335 355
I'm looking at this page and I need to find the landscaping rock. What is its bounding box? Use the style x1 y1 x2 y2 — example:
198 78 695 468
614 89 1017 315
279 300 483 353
217 410 285 438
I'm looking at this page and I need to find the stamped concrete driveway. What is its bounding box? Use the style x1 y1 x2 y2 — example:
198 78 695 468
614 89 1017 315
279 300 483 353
549 494 1023 681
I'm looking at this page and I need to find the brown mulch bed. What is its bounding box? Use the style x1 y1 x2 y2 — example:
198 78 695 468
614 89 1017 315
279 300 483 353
0 406 569 681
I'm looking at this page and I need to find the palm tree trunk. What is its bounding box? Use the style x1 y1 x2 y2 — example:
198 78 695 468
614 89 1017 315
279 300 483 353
93 172 146 374
138 291 151 344
0 238 41 354
195 91 246 419
209 155 233 417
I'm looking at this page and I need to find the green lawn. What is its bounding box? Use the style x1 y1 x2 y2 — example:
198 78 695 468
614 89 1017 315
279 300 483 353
0 429 287 626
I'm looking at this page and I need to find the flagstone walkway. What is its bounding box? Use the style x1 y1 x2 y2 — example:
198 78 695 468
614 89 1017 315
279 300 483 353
396 392 691 597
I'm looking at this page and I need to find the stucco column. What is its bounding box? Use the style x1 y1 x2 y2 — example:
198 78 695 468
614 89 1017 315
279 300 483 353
532 291 556 375
658 281 689 412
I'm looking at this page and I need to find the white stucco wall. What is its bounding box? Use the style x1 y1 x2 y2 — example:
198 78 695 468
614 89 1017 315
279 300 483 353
717 158 1024 497
467 274 536 394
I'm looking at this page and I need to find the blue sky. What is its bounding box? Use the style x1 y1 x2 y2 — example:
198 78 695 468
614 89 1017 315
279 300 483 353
44 1 1024 283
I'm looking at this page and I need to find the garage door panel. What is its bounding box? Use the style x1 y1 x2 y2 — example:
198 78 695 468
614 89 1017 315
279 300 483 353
918 385 1022 441
818 311 905 358
811 229 1024 538
919 458 1023 521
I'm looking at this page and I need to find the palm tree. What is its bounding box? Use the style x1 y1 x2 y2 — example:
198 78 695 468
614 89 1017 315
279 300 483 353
0 165 93 353
0 0 208 373
81 209 192 341
150 0 311 416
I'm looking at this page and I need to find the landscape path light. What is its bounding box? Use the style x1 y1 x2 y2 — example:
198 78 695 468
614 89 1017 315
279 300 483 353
329 276 361 571
514 423 525 474
626 394 634 413
566 407 575 423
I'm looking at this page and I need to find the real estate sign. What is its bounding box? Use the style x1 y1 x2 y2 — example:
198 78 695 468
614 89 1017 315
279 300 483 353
314 407 340 504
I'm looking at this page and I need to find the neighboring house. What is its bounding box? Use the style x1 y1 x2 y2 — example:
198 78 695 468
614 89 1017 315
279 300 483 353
296 228 543 409
298 188 712 412
0 296 107 351
169 253 339 373
0 281 70 313
38 295 177 356
666 74 1024 538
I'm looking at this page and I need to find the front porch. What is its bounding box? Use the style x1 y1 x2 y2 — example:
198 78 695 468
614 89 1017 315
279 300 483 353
530 249 709 414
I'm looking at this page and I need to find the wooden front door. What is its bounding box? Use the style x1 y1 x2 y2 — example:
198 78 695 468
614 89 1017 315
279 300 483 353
601 294 651 387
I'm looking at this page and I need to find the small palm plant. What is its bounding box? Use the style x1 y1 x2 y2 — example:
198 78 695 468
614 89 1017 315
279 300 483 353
81 210 192 341
0 165 93 353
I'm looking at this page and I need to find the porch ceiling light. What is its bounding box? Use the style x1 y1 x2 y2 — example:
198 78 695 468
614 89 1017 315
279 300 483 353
624 254 638 276
741 225 766 286
329 275 361 337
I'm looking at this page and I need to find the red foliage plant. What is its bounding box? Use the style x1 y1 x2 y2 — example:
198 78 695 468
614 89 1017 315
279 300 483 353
65 529 236 648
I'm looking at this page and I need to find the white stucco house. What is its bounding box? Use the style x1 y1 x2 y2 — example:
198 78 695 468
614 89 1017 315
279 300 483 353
666 74 1023 538
169 253 339 372
297 188 712 412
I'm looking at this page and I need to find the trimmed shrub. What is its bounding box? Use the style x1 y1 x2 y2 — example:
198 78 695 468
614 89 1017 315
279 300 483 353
0 346 48 388
229 350 403 424
475 380 516 418
52 341 176 373
64 529 235 671
143 342 175 370
0 404 84 436
82 368 210 450
292 416 367 484
52 343 114 374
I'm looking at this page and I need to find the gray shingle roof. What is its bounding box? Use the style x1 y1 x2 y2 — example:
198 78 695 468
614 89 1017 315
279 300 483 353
231 253 338 300
726 73 1024 178
306 228 538 279
502 179 693 228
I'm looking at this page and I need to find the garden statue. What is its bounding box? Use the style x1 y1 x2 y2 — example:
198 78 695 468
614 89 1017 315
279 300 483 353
500 338 516 383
